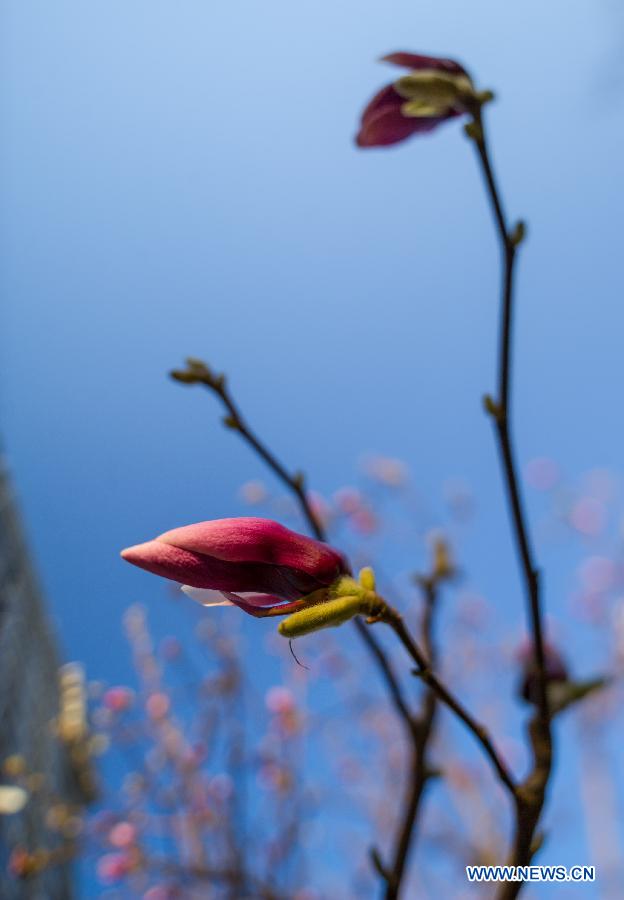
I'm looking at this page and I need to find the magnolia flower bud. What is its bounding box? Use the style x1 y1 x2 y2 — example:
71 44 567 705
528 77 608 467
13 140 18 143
122 517 350 617
356 51 487 148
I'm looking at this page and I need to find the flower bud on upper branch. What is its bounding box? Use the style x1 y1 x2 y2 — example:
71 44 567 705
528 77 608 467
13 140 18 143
170 358 225 391
356 52 493 148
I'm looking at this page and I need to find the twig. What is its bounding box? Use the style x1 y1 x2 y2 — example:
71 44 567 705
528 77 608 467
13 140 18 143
377 576 439 900
376 602 517 800
469 108 553 895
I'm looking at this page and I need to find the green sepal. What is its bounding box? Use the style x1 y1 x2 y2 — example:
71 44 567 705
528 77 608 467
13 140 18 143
549 676 610 716
332 576 362 598
278 595 368 639
394 71 474 115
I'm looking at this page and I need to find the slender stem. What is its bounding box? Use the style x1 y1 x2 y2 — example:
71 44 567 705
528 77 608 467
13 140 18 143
470 108 553 890
378 603 517 799
473 116 547 713
383 742 431 899
381 578 438 900
217 383 324 542
356 616 418 733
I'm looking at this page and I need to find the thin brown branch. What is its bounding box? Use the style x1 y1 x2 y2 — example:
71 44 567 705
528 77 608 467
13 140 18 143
376 602 517 800
469 108 553 893
379 577 439 900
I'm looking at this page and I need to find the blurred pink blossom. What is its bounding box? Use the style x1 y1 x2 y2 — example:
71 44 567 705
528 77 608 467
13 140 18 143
266 686 296 715
209 773 234 801
108 821 137 849
102 686 134 713
146 693 170 720
525 457 560 491
351 508 378 535
579 556 617 593
159 636 182 662
143 887 173 900
239 480 269 505
307 491 332 529
364 455 409 487
569 498 606 536
96 852 133 885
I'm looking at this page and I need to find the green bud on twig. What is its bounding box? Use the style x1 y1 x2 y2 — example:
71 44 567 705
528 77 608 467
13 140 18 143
432 537 455 582
332 576 361 598
170 369 200 384
464 120 483 142
170 357 219 388
483 394 501 419
358 567 376 592
369 847 390 882
530 831 545 855
395 71 475 119
476 89 495 106
549 676 610 716
186 357 211 375
509 220 527 247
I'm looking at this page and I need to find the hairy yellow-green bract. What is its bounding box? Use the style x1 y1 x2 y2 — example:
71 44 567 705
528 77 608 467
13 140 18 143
278 595 366 638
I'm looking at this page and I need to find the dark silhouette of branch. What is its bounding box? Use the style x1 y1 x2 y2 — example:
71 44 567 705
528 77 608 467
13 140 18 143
376 602 517 800
375 574 439 900
468 108 553 896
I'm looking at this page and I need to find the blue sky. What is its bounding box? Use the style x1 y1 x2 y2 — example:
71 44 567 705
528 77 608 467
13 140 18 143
2 0 624 895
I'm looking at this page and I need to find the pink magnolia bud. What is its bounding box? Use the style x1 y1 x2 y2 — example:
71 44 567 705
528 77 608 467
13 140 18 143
122 517 349 616
356 52 474 148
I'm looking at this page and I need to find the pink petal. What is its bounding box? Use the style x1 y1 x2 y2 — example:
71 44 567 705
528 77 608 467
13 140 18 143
181 586 234 607
181 586 280 608
121 540 227 588
381 52 468 76
358 84 404 127
221 594 307 618
156 517 347 583
122 538 318 597
357 102 448 147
